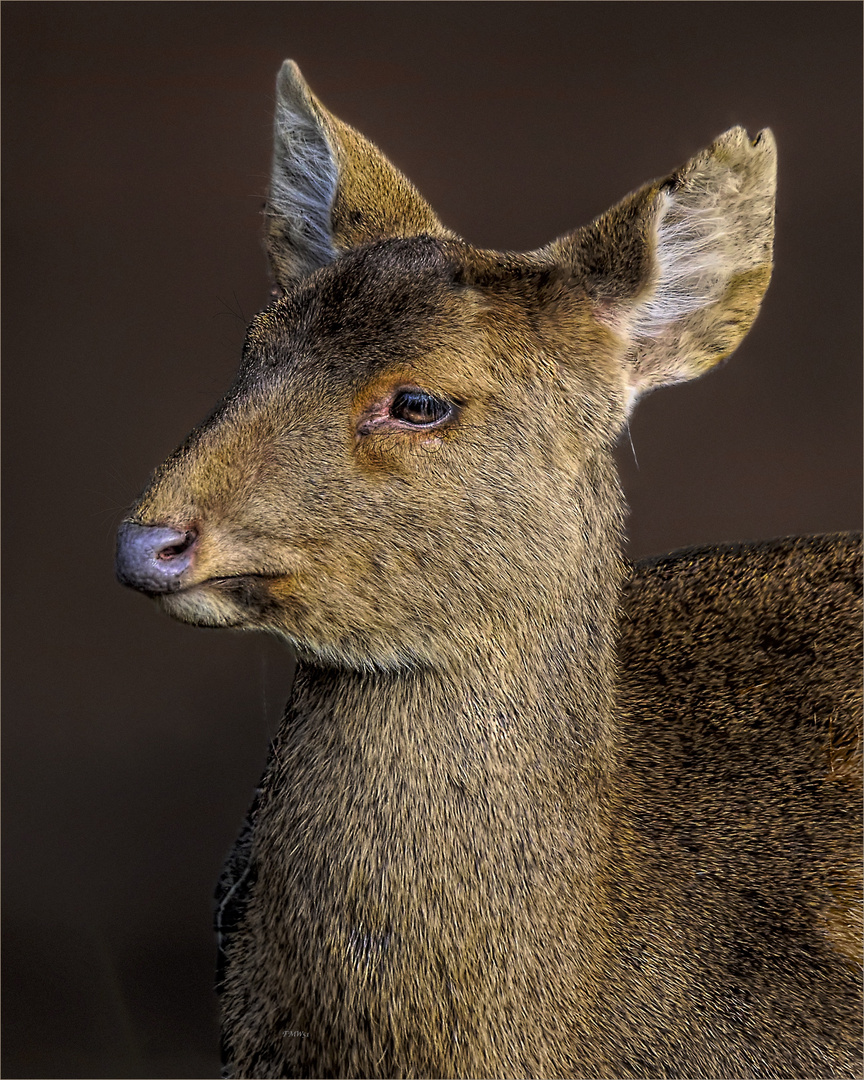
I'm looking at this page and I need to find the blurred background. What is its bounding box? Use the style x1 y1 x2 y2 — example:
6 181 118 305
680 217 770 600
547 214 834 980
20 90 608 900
3 4 861 1077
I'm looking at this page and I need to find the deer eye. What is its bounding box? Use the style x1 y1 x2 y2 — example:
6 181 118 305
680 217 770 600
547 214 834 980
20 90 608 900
389 389 453 427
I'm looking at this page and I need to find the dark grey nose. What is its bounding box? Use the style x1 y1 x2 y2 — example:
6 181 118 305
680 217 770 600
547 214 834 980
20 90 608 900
116 523 198 594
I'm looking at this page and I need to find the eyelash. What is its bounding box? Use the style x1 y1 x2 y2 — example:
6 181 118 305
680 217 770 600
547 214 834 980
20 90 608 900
389 389 453 427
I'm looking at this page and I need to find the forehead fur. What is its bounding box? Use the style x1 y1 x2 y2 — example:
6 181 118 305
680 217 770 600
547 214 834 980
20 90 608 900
247 236 462 361
243 235 593 393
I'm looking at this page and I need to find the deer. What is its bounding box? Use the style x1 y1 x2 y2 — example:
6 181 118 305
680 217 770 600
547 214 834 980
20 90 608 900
116 61 862 1079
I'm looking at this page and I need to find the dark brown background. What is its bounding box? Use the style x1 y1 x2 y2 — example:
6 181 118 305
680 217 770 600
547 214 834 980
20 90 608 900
3 4 861 1077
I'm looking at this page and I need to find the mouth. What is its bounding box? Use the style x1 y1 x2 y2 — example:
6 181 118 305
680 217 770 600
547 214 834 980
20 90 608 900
195 572 282 590
156 572 291 627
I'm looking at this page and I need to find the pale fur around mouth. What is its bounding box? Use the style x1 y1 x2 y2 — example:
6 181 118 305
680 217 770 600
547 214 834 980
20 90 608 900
157 573 289 627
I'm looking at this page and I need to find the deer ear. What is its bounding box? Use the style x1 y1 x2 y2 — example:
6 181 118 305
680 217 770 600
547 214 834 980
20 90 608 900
547 127 776 406
267 61 452 288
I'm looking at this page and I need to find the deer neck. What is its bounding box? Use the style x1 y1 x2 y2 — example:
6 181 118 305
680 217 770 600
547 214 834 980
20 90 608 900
285 529 621 795
249 550 622 1070
265 545 622 909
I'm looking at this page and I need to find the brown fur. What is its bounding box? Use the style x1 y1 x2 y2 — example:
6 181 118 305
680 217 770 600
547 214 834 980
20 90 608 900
118 62 863 1078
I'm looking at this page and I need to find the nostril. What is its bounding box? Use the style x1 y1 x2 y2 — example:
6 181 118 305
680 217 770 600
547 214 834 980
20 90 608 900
116 522 199 594
156 530 198 561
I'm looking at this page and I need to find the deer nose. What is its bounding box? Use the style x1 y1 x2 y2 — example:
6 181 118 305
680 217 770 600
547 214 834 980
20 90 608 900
116 523 198 594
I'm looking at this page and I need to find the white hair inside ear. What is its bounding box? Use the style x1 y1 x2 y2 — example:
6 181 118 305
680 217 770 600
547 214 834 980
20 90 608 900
623 187 731 412
267 62 340 280
631 187 731 341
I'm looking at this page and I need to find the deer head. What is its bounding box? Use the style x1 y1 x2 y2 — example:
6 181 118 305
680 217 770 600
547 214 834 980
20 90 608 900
117 61 776 673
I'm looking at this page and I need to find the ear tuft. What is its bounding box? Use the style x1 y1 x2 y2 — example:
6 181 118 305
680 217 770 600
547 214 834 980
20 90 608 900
267 61 339 284
547 126 777 404
266 61 453 289
632 128 776 363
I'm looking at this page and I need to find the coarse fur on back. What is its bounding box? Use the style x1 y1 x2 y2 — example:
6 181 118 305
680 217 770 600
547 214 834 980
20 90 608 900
116 61 863 1079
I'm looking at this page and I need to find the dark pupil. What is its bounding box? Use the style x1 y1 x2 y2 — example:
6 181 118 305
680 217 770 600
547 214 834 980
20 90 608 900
390 390 450 425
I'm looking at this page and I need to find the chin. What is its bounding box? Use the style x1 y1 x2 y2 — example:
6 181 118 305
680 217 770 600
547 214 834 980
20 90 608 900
157 585 252 629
